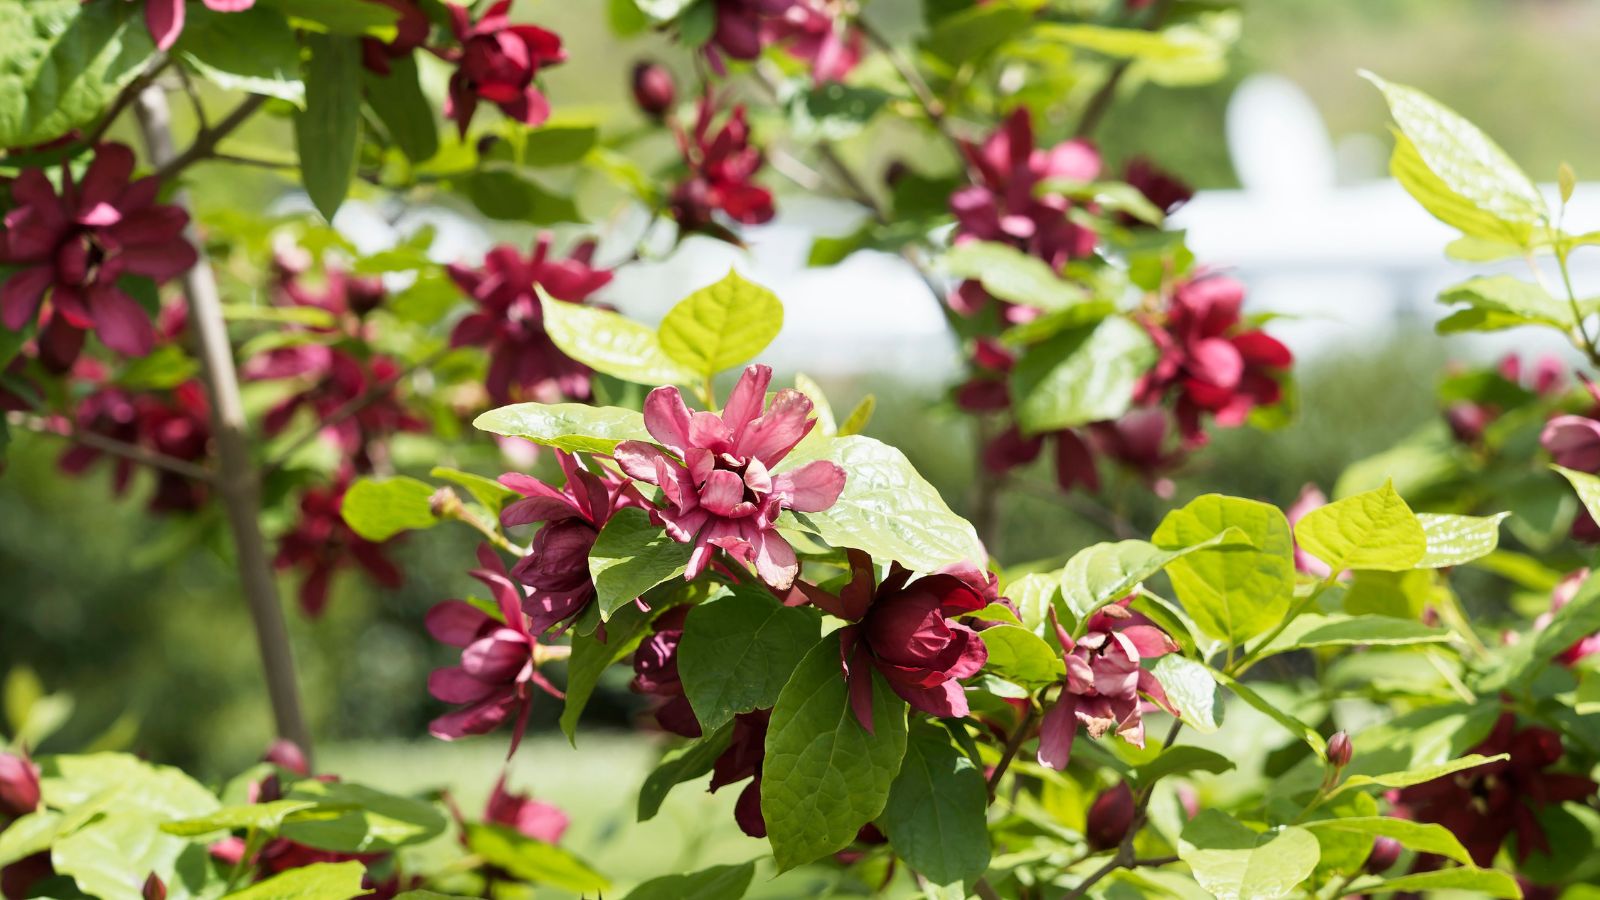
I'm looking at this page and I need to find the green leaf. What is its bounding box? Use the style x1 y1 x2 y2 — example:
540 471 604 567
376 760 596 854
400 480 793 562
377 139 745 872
1303 817 1472 866
1293 482 1426 574
117 345 200 391
1011 316 1158 435
1210 668 1326 757
678 585 822 732
1135 745 1236 784
1364 71 1546 241
922 2 1032 65
838 394 875 436
1415 511 1508 568
1342 569 1434 619
519 122 599 167
1178 810 1320 900
762 632 909 871
295 34 362 221
227 860 374 899
792 373 836 435
1059 529 1248 623
1253 614 1450 659
364 55 438 162
461 168 578 224
1002 572 1059 633
780 435 986 573
657 270 784 379
636 722 734 821
161 799 320 837
1151 655 1222 733
882 727 991 886
633 0 700 22
588 507 693 619
942 241 1089 311
473 402 651 454
787 81 889 141
623 861 755 900
464 823 608 894
1437 275 1571 334
1346 866 1522 898
429 467 517 517
977 625 1063 688
53 814 211 900
540 293 699 386
176 5 302 104
279 781 446 853
1554 464 1600 523
561 594 690 743
0 810 61 868
1335 753 1507 792
0 0 156 148
37 753 219 817
260 0 400 37
339 476 437 541
1152 495 1295 645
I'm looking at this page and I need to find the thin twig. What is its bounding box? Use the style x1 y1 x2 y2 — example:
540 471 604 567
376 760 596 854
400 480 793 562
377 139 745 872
153 94 270 182
856 16 970 168
212 153 296 171
84 59 172 147
6 411 214 483
1074 0 1176 139
986 701 1039 800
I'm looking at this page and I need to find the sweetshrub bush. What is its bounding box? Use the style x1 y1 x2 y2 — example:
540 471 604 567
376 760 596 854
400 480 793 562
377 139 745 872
1 1 1598 899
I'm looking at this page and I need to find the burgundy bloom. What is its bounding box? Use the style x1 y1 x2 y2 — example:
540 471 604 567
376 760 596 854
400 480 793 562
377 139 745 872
498 451 643 633
134 0 255 52
669 98 776 240
446 234 609 405
1086 408 1184 495
484 775 569 844
1120 156 1193 227
801 550 990 730
1393 712 1596 866
631 61 677 119
1136 274 1292 447
141 873 166 900
1327 731 1353 769
361 0 432 76
1037 601 1178 770
275 477 403 617
1365 836 1402 874
2 143 196 357
630 606 701 737
0 752 41 818
615 365 845 590
708 709 771 838
950 108 1102 285
270 260 386 325
1086 783 1135 851
707 0 796 62
248 348 425 472
425 545 563 752
58 379 211 514
1286 483 1332 578
1542 414 1600 472
443 1 565 136
762 1 862 84
1499 352 1566 397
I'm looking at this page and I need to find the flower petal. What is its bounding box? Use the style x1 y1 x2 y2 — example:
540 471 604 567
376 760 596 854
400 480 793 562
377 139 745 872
771 460 846 513
642 385 694 453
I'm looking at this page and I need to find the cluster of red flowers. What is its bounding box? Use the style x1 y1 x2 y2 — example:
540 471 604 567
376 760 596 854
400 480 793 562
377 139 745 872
665 97 777 242
706 0 862 83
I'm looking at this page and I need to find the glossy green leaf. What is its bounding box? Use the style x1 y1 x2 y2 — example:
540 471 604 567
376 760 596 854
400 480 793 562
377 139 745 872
1437 275 1570 334
623 861 755 900
781 435 985 573
1415 511 1509 568
1178 810 1320 900
1003 571 1060 633
1135 745 1236 784
978 625 1062 687
1303 817 1472 866
1554 464 1600 523
53 814 210 900
882 727 991 886
562 593 690 743
1346 866 1521 898
224 860 372 899
473 402 651 454
340 476 437 541
678 586 821 732
1253 614 1450 659
636 722 733 821
588 507 693 619
838 394 875 436
161 799 320 837
762 632 909 871
295 34 361 222
540 293 699 386
1335 753 1507 792
1153 495 1295 645
1060 529 1248 623
1341 569 1434 619
1294 482 1426 574
464 824 608 894
364 55 438 162
943 241 1089 311
462 168 579 224
279 781 446 853
37 753 219 816
0 0 156 148
176 5 303 105
658 270 784 379
1010 316 1158 435
1150 655 1222 733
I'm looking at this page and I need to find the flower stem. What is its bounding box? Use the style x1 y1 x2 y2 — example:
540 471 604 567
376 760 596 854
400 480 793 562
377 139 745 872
5 411 214 483
134 86 314 763
986 700 1038 800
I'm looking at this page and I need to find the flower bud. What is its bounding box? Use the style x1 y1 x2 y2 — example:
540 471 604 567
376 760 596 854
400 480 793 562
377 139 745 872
262 739 310 777
346 276 386 317
1364 835 1402 874
142 873 168 900
631 62 676 118
0 753 41 817
1085 783 1135 851
1327 731 1353 769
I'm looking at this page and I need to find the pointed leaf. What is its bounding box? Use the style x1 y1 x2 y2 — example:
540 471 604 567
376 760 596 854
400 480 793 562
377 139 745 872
295 34 361 221
224 861 372 900
882 727 991 886
1304 817 1472 866
636 723 734 821
340 476 437 541
1153 495 1294 645
1178 810 1320 900
473 402 651 454
1294 483 1426 574
1011 316 1158 435
623 862 755 900
1060 529 1249 622
588 507 694 619
658 270 784 378
540 292 699 386
678 585 822 732
1416 511 1508 568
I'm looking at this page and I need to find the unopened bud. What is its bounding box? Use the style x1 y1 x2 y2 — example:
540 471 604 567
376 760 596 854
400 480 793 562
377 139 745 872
262 739 310 776
142 873 167 900
0 753 41 817
1085 783 1135 851
1327 731 1353 769
1364 835 1402 874
430 487 466 520
346 276 385 317
631 61 676 119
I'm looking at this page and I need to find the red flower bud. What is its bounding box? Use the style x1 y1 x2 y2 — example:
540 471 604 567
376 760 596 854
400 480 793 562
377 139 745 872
1364 835 1402 874
142 873 168 900
1327 731 1353 769
631 62 676 118
0 753 41 817
1086 783 1136 851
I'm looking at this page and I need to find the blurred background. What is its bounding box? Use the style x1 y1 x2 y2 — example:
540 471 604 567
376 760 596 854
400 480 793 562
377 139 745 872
3 0 1598 888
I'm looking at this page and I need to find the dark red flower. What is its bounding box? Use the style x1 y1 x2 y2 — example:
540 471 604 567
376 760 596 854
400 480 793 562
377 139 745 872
444 1 565 136
1 143 196 357
1086 783 1135 850
669 98 776 239
1120 156 1192 226
1037 601 1177 770
1393 712 1596 866
275 477 403 617
425 545 563 752
0 751 40 817
801 550 989 730
361 0 432 76
484 775 569 844
709 709 771 838
248 348 425 473
498 451 644 633
762 1 862 83
446 234 610 405
1365 835 1402 874
1135 274 1292 447
629 606 700 738
631 61 677 119
58 379 211 514
707 0 795 62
